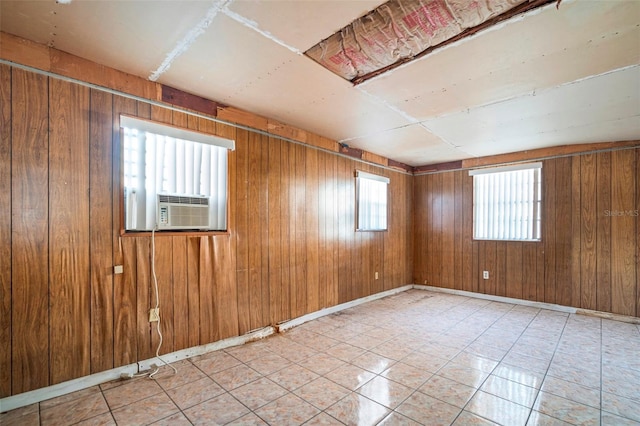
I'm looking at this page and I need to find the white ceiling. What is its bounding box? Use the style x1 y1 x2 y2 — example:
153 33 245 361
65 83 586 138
1 0 638 166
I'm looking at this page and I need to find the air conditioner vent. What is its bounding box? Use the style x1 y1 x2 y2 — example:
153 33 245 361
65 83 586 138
157 194 210 230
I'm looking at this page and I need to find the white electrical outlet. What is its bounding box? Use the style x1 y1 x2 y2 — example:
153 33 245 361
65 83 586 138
113 265 123 274
375 272 379 280
149 308 160 322
483 271 489 280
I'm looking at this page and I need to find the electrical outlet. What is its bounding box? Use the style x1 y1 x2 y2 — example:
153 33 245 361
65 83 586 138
113 265 123 274
149 308 160 322
375 272 379 280
483 271 489 280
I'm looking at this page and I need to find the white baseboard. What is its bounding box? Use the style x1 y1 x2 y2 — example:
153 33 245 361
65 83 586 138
277 285 414 332
0 326 275 413
413 285 577 314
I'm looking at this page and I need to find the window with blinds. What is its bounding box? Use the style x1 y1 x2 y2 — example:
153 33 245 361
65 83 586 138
121 115 234 231
356 171 390 231
470 163 542 241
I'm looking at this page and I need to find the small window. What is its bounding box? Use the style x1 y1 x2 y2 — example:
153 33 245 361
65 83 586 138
356 171 389 231
470 162 542 241
121 116 234 232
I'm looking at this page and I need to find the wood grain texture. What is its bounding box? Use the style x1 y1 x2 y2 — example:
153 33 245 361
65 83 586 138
412 148 639 316
113 95 138 367
596 152 612 313
610 150 636 316
580 154 597 310
89 88 114 374
0 64 11 397
11 69 50 393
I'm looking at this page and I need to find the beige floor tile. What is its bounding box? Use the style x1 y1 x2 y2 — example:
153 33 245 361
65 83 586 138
419 375 477 408
378 412 423 425
211 364 263 391
437 362 490 389
526 410 573 425
246 352 292 375
351 351 396 374
396 391 461 425
466 391 530 426
75 412 117 425
294 377 350 410
540 376 600 409
325 364 376 391
192 350 242 374
380 362 433 389
0 404 40 426
166 375 225 410
226 412 269 425
268 363 319 391
480 375 539 408
103 377 163 409
325 393 390 426
41 391 110 425
150 412 192 425
303 412 345 425
533 391 600 426
111 393 179 426
602 391 640 423
230 377 288 410
297 352 346 375
254 393 320 425
356 376 413 409
184 392 249 425
452 411 499 425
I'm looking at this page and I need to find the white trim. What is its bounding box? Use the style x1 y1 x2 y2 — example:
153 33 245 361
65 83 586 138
120 115 235 150
469 161 542 176
278 285 413 332
412 285 577 314
0 327 274 413
356 170 390 184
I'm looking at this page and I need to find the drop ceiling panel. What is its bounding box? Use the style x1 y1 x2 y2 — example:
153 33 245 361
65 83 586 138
226 0 388 51
0 0 213 79
361 0 640 120
423 66 640 158
344 123 462 166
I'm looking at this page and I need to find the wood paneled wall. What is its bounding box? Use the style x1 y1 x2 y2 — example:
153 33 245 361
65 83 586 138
0 65 412 397
413 150 640 317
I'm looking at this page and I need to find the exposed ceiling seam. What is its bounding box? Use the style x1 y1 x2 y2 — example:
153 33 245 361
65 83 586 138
222 5 301 55
420 63 640 123
148 0 230 82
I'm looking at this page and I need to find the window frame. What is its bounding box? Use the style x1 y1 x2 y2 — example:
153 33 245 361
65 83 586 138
470 162 542 242
355 170 390 232
119 115 234 235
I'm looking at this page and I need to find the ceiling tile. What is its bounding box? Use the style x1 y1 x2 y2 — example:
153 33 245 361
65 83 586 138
422 66 640 157
361 0 640 120
225 0 387 52
344 123 464 166
1 0 215 79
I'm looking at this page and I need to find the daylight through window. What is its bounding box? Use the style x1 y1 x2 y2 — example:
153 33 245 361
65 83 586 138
356 171 389 231
471 162 542 241
121 116 234 231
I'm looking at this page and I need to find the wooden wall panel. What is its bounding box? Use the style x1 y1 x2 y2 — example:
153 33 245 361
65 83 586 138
554 156 572 307
2 64 412 397
441 173 455 289
89 89 114 373
0 64 12 397
113 95 138 367
11 69 50 393
580 154 597 310
610 150 637 316
413 149 639 318
596 152 612 312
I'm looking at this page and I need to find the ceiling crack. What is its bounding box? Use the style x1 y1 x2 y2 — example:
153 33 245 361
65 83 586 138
149 0 230 82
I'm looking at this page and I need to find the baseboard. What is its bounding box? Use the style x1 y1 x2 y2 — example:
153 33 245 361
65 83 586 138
413 285 578 314
277 284 414 332
1 285 414 413
412 285 640 324
0 326 275 413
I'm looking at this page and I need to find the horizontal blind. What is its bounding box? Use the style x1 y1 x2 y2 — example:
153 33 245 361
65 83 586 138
472 164 541 241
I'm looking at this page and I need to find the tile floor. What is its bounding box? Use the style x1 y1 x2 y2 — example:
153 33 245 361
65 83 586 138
2 289 640 425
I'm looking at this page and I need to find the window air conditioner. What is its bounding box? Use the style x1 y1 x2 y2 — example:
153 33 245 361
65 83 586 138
157 194 210 230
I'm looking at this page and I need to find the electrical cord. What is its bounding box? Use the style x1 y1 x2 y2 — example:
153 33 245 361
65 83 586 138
150 227 178 378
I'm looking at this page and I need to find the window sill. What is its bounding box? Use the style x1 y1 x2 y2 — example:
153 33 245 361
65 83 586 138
121 230 230 237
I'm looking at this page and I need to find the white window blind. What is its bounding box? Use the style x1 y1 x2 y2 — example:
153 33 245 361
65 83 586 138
356 171 390 231
121 116 233 231
470 163 541 241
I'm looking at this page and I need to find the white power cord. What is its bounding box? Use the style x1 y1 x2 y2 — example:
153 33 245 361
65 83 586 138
149 228 178 378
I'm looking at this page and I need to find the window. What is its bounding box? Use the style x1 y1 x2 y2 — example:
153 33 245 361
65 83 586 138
356 171 389 231
121 115 234 231
470 162 541 241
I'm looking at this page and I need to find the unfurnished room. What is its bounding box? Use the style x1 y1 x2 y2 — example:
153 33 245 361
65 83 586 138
0 0 639 424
